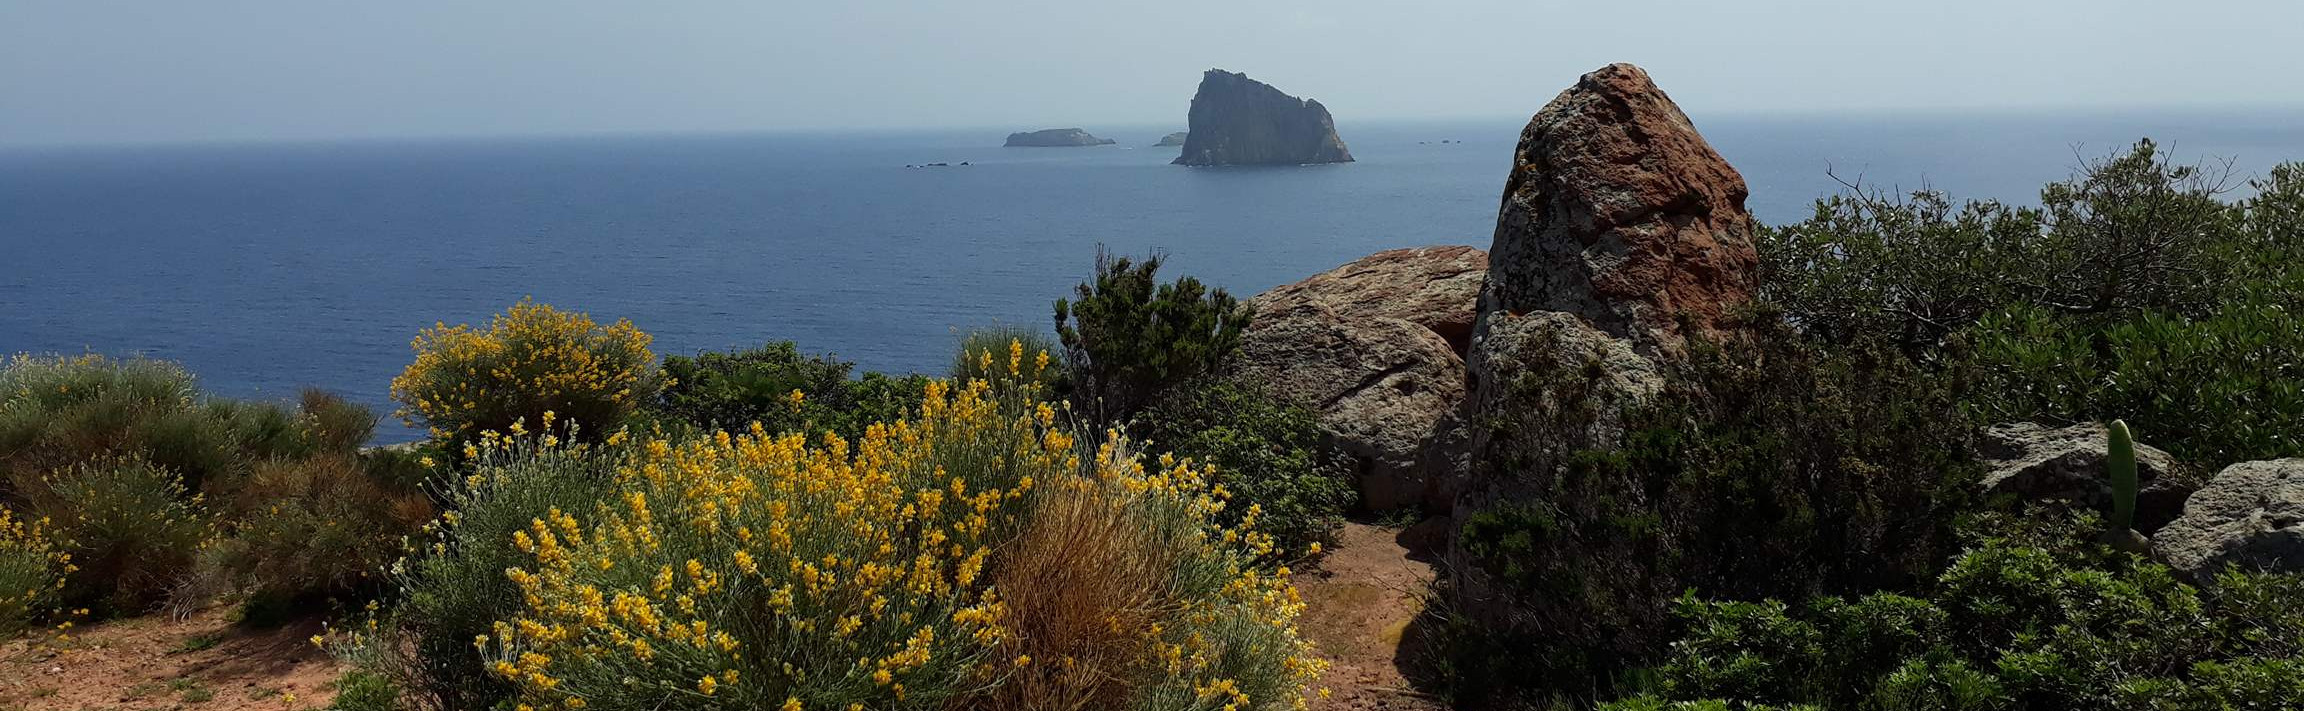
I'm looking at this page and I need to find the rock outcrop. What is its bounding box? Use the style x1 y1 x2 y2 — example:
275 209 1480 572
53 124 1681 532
1231 246 1486 511
2154 459 2304 578
1004 128 1116 147
1154 131 1189 147
1978 422 2199 534
1173 70 1353 166
1483 63 1758 354
1445 63 1760 657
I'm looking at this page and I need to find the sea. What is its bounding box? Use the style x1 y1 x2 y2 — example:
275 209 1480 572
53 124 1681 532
5 110 2302 442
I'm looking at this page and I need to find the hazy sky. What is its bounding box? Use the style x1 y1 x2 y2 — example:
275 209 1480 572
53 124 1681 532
5 0 2300 146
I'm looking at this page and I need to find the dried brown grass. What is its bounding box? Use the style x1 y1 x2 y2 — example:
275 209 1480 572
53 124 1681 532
970 478 1180 711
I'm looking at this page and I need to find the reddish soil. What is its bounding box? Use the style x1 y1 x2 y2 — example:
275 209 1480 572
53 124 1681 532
1298 519 1452 711
0 606 342 711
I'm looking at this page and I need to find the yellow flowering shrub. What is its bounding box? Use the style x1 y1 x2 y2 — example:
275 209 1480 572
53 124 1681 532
425 343 1320 711
391 299 662 447
0 505 71 636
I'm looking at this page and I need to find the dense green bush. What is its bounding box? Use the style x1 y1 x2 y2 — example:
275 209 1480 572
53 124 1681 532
0 354 313 496
1761 143 2304 470
329 670 406 711
1968 301 2304 466
360 437 613 711
1054 249 1250 424
29 457 211 615
654 341 929 442
1623 513 2304 710
1964 162 2304 467
1135 376 1354 550
1449 316 1981 701
1761 140 2262 354
0 356 429 621
207 451 433 612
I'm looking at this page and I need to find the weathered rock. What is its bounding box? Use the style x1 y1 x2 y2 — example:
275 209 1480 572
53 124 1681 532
1482 63 1758 354
1004 128 1116 147
1978 421 2199 534
1233 246 1485 511
1444 63 1759 659
1250 246 1485 351
1174 70 1353 166
2153 459 2304 577
1154 131 1189 147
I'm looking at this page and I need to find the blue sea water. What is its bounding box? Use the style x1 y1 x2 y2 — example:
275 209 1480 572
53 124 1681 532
4 111 2302 442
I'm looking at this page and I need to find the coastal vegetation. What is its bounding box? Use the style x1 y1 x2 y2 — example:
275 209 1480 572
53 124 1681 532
1441 139 2304 710
1 72 2298 711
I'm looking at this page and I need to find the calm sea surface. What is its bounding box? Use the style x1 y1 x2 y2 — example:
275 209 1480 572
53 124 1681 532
5 111 2301 441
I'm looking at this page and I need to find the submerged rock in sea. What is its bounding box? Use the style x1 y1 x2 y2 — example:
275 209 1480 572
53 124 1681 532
1004 128 1117 147
1173 70 1352 166
1231 245 1486 511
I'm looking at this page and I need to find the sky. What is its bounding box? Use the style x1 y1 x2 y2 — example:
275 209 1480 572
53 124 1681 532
4 0 2301 147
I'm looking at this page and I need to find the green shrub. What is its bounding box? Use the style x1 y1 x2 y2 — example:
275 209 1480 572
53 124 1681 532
207 453 433 611
951 325 1066 395
1632 524 2304 711
0 505 69 636
1761 141 2260 354
1761 146 2304 469
30 458 210 615
1053 249 1250 424
357 437 614 711
0 354 321 496
1134 376 1355 550
1968 299 2304 467
1448 317 1980 701
328 670 405 711
654 341 929 442
390 299 663 449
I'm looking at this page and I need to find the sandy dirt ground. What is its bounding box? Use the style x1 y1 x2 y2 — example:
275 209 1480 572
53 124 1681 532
1297 519 1453 711
0 606 342 711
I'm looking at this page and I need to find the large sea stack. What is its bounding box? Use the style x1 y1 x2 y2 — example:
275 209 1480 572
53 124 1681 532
1173 70 1352 166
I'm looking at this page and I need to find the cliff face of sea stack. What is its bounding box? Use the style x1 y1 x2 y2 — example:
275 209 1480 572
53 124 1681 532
1173 70 1353 166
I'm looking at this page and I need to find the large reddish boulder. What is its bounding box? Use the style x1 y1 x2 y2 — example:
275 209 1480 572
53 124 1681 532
1448 63 1763 658
1233 246 1485 511
1482 62 1758 352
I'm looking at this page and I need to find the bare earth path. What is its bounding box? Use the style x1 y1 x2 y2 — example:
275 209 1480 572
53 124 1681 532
0 606 341 711
1298 519 1452 711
